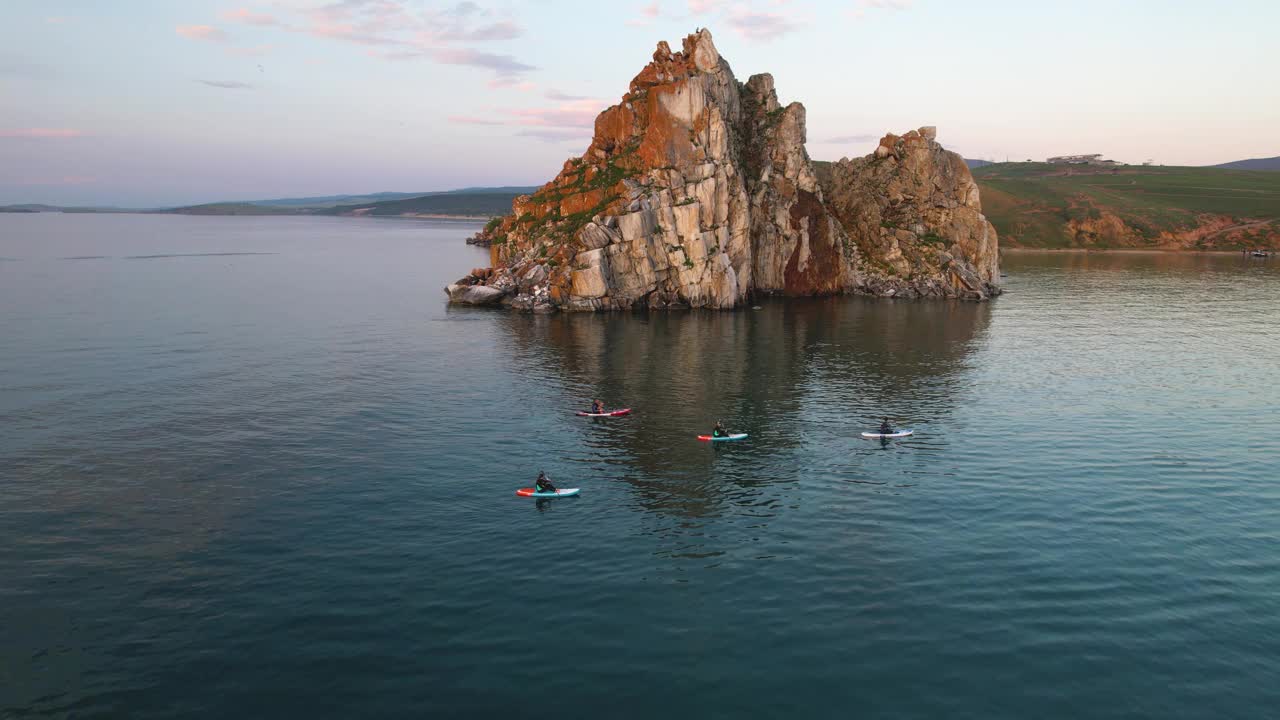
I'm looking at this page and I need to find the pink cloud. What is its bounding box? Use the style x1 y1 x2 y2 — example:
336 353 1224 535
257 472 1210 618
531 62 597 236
0 128 84 138
221 8 282 27
186 2 535 82
688 0 725 13
628 1 661 26
448 115 506 126
726 9 799 40
176 25 230 43
447 98 606 135
850 0 913 19
459 20 523 41
518 128 591 143
307 21 402 46
430 47 535 76
546 89 588 101
507 99 602 128
486 78 536 90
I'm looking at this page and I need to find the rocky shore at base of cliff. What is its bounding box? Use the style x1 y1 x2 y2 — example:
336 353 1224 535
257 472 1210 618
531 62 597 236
446 29 1001 313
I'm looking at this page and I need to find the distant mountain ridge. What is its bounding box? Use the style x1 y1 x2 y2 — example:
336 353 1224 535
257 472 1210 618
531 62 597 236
244 187 539 208
174 186 539 214
1210 156 1280 171
0 186 539 217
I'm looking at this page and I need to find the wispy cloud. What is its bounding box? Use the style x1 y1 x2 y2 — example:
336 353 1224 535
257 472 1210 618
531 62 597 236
176 25 230 43
688 0 726 13
487 79 536 90
851 0 913 19
517 128 592 143
457 20 522 41
725 8 799 40
627 1 661 26
220 8 283 27
448 98 602 129
431 47 535 76
545 89 588 101
448 115 506 126
684 1 801 41
373 45 536 83
45 16 72 24
0 128 84 138
506 99 603 128
820 133 880 144
448 97 604 143
192 1 535 82
199 80 254 89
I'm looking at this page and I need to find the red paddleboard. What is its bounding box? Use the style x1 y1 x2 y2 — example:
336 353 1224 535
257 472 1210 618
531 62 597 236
575 408 632 417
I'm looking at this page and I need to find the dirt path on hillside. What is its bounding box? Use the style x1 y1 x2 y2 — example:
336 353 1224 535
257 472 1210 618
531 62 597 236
1202 218 1278 240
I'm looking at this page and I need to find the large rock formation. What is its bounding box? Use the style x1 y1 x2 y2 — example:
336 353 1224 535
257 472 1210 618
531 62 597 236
449 29 1000 311
818 128 1000 299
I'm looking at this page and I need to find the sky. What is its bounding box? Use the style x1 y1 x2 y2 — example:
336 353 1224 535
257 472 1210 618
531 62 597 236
2 0 1277 206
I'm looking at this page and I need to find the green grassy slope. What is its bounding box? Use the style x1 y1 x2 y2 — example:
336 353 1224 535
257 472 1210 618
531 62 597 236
972 163 1280 248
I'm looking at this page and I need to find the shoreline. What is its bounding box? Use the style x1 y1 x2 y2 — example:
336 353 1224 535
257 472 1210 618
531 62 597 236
392 213 490 221
1001 247 1267 255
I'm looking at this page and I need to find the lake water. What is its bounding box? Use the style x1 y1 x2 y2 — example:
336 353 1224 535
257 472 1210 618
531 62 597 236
2 214 1279 719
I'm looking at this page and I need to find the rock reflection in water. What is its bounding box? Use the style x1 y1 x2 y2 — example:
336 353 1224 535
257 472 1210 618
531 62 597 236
493 295 992 531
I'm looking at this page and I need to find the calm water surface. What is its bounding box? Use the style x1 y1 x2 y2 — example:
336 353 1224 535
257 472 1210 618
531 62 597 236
2 214 1279 718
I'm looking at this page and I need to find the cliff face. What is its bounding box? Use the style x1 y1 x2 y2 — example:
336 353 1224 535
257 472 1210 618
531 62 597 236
449 29 1000 311
819 129 1001 299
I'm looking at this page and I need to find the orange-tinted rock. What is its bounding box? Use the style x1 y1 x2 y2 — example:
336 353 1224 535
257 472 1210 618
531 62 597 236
447 30 999 311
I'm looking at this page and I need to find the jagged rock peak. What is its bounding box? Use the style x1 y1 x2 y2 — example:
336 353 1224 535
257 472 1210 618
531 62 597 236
448 30 1000 312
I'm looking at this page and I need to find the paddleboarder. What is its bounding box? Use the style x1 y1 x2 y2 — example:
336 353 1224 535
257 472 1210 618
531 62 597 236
712 420 730 438
535 471 557 494
591 399 605 414
879 417 895 435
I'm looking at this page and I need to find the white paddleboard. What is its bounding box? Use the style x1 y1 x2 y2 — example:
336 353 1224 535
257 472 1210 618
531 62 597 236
861 430 914 438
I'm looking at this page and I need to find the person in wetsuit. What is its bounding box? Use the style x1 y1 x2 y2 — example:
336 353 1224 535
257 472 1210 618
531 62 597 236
591 399 605 414
535 471 557 494
712 420 729 438
879 418 894 435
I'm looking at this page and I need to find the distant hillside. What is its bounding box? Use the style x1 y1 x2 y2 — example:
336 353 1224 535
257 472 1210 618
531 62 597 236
242 187 537 208
1210 156 1280 172
162 202 298 216
320 191 529 218
3 186 538 216
0 203 131 213
973 163 1280 249
965 159 993 169
248 192 430 208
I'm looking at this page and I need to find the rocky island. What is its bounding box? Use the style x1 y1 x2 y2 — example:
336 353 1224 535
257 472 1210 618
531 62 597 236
447 29 1000 312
